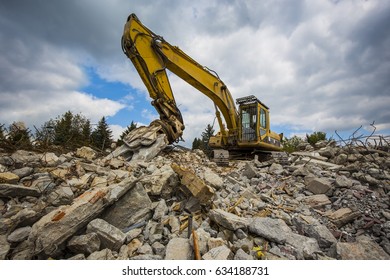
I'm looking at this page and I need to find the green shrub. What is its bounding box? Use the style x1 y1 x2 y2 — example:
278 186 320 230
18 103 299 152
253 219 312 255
282 135 304 153
306 131 327 146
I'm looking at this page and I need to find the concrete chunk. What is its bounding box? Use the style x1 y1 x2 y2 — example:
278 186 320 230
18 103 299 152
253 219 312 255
242 162 257 179
306 177 333 194
336 236 390 260
76 146 97 161
328 208 360 228
209 209 249 231
165 238 193 260
7 226 31 243
301 194 331 208
286 233 320 259
67 233 101 255
87 248 115 260
293 215 337 248
102 182 152 230
0 235 10 260
171 163 214 205
202 245 233 260
203 169 223 189
249 217 292 244
0 183 41 198
28 176 138 256
86 218 126 252
0 172 19 184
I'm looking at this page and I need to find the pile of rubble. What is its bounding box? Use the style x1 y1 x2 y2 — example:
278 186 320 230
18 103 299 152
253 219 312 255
0 140 389 260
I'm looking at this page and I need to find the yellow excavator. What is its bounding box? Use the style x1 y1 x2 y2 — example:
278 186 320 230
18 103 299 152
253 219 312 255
120 14 283 162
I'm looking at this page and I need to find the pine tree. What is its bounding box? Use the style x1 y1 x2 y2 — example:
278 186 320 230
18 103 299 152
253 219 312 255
52 111 91 149
192 137 202 150
91 117 113 151
117 121 137 146
53 111 73 147
81 119 92 146
200 124 215 157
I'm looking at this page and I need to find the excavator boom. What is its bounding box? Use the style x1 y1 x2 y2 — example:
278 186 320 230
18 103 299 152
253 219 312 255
122 14 239 144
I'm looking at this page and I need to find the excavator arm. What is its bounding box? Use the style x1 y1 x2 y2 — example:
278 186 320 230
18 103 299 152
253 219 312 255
121 14 239 145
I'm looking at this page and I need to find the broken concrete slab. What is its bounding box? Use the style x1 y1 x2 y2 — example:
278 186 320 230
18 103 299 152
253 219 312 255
286 233 320 259
76 146 97 161
328 208 360 228
301 194 331 208
0 183 41 198
299 157 342 170
165 238 193 260
9 240 34 260
140 165 178 197
86 218 126 252
292 151 328 161
0 235 10 260
248 217 292 244
7 226 31 243
293 215 337 248
171 163 215 205
41 152 60 167
11 150 41 166
125 227 143 243
234 248 254 260
306 177 333 194
28 176 138 256
335 175 353 188
269 163 284 175
242 162 257 179
107 123 168 162
101 181 152 230
12 167 34 179
207 237 226 250
151 241 166 257
336 236 390 260
202 245 233 260
0 172 19 184
152 199 168 221
209 209 249 231
47 186 74 206
131 134 168 162
87 248 115 260
203 168 224 189
67 232 101 255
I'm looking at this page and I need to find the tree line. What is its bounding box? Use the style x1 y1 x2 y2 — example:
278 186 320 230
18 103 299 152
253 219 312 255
0 111 138 153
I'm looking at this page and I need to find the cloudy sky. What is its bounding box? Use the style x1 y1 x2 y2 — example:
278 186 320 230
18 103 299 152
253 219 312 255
1 0 389 147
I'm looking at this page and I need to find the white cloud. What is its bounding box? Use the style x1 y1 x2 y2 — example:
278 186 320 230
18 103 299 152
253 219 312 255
1 0 389 149
0 39 125 129
109 124 126 141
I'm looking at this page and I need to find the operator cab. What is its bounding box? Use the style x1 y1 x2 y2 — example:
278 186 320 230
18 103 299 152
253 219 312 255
236 95 269 143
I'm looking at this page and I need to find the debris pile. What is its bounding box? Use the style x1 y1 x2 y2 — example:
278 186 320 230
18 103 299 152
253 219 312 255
0 140 389 260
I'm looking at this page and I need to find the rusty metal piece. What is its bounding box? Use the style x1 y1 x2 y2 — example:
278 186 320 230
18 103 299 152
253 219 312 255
187 214 193 239
192 229 201 260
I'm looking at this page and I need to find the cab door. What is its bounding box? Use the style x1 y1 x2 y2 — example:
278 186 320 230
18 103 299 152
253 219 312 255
240 104 258 142
259 107 267 139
